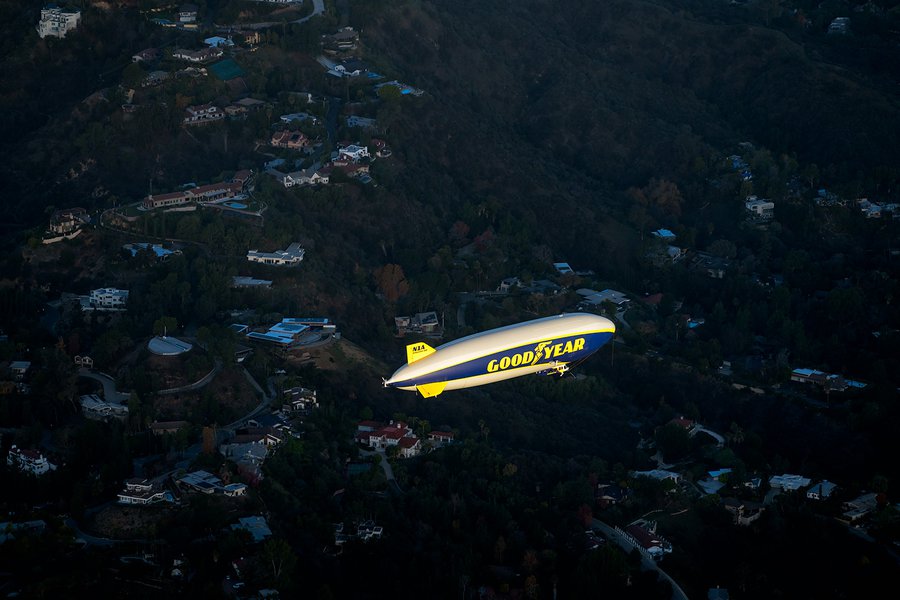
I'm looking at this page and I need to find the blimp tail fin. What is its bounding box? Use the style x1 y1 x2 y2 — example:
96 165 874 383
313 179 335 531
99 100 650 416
406 342 436 364
416 381 446 398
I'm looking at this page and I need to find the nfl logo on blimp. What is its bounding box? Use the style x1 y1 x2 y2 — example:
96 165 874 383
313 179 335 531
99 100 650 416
384 313 615 398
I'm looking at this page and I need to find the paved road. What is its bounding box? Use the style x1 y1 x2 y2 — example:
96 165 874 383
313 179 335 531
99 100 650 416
157 359 222 395
360 449 403 495
220 0 324 30
78 368 130 404
592 519 690 600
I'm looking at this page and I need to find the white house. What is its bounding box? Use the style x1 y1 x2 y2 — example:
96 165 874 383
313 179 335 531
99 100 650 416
118 479 167 505
37 5 80 39
577 288 630 307
172 47 223 63
7 445 56 476
745 196 774 220
247 243 305 266
89 288 129 309
346 115 377 129
183 103 225 126
338 144 370 161
769 474 811 491
428 431 455 446
633 469 681 484
223 483 248 497
178 3 198 23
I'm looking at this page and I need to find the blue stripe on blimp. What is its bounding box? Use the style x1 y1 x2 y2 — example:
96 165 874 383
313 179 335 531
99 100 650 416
390 331 613 388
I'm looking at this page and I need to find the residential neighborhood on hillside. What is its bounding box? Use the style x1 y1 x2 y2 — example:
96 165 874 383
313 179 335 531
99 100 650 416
2 1 900 598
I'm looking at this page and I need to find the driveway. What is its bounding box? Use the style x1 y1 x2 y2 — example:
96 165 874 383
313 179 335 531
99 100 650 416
360 449 403 495
592 519 690 600
78 368 130 404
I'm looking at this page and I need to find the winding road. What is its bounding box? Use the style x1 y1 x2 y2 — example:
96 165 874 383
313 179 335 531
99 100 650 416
78 368 130 404
219 0 324 30
592 519 690 600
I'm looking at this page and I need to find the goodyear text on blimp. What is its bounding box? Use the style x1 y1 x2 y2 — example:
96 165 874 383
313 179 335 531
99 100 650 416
486 338 586 373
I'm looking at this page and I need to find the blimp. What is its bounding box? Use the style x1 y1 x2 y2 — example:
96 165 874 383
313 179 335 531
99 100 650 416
384 313 615 397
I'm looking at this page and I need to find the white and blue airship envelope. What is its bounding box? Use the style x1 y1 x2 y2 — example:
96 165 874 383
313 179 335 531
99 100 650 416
384 313 615 397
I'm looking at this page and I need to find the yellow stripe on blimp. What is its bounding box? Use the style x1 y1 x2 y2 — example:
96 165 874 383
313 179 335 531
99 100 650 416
415 381 447 398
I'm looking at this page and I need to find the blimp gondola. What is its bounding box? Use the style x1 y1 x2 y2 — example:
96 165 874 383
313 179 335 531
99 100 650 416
384 313 615 397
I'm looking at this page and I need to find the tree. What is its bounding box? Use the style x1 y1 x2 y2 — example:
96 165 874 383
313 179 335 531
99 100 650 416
373 264 409 302
260 538 297 588
153 316 178 336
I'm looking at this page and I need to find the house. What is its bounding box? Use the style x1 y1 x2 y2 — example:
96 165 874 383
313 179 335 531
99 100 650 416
223 483 248 497
632 469 681 484
790 368 848 392
224 104 248 118
428 431 454 446
0 520 47 545
321 27 359 53
283 387 318 414
247 243 305 266
395 311 441 336
178 3 198 23
142 70 169 87
346 115 377 129
624 521 672 560
722 497 764 526
37 5 81 39
204 36 234 48
48 207 88 235
280 162 328 187
271 129 310 150
652 228 677 241
828 16 850 34
691 252 729 279
178 470 222 494
337 144 370 161
857 198 882 219
232 516 272 543
172 47 223 63
669 416 695 431
132 48 160 63
332 58 369 77
118 479 167 505
745 196 774 220
221 441 269 474
232 276 272 288
183 103 225 125
245 318 334 348
708 587 730 600
397 436 421 458
232 169 252 185
576 288 630 308
553 262 574 275
80 394 128 421
89 288 129 310
497 277 522 294
769 474 811 491
141 180 242 209
7 445 56 476
123 242 181 261
842 492 880 522
361 421 420 453
149 420 189 436
235 97 266 111
807 480 838 500
595 483 629 508
9 361 31 380
280 112 319 124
